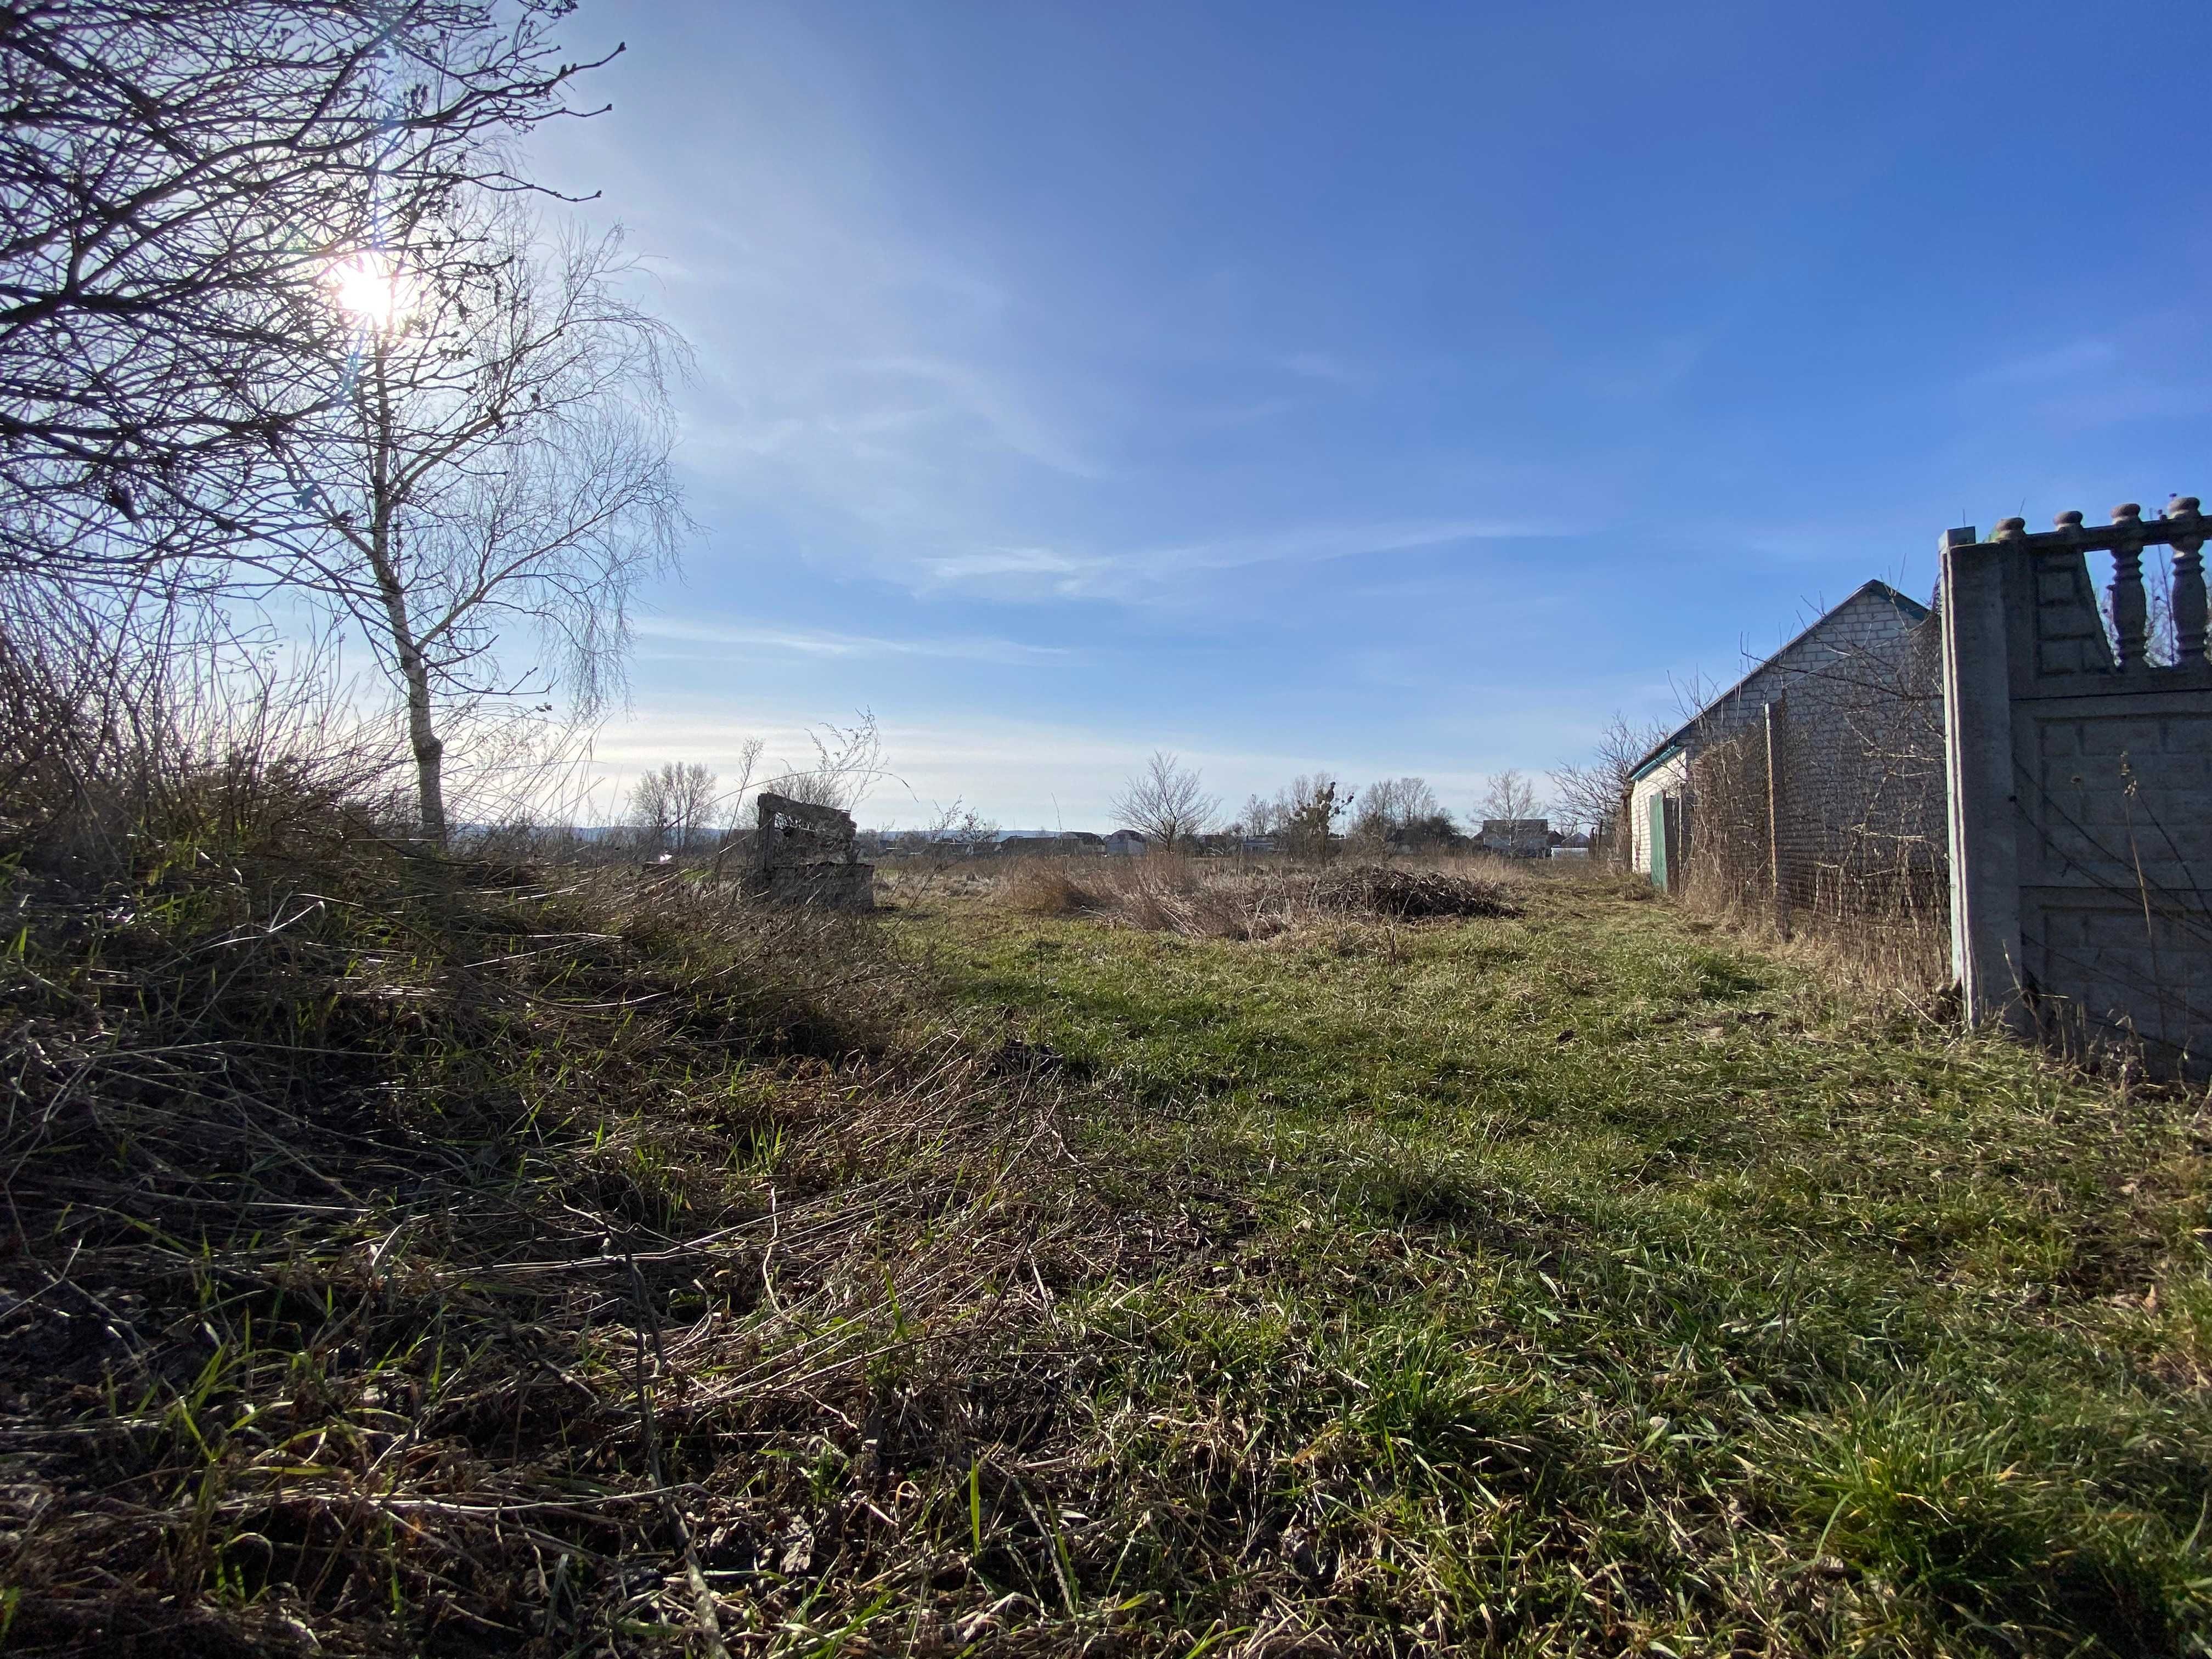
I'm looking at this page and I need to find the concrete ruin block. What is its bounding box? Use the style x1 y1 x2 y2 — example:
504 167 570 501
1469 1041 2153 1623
749 791 874 910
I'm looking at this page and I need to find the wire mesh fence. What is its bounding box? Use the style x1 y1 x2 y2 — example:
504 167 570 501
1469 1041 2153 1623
1679 608 1951 988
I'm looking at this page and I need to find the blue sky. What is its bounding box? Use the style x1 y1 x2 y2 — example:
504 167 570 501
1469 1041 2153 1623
523 1 2212 830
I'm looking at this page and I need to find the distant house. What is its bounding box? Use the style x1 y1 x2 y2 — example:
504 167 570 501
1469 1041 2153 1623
1103 828 1149 856
1627 579 1936 885
1477 819 1551 857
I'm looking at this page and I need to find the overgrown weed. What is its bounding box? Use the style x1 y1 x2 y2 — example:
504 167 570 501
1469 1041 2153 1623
991 854 1523 941
0 757 1147 1653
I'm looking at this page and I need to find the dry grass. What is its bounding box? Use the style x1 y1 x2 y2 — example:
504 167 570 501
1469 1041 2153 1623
0 607 1318 1655
0 753 1154 1654
7 620 2206 1655
993 855 1524 941
6 781 2209 1655
1676 878 1953 1016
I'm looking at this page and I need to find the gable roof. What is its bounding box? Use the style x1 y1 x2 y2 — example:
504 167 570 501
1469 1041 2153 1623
1629 579 1930 776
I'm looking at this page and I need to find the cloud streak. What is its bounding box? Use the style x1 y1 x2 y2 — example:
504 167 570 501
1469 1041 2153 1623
915 516 1578 601
635 617 1078 666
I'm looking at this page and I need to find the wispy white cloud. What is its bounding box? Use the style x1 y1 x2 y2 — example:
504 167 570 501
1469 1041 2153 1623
1972 336 2120 387
914 516 1577 601
848 356 1108 478
635 617 1077 666
915 546 1101 585
1957 331 2211 430
1279 350 1367 387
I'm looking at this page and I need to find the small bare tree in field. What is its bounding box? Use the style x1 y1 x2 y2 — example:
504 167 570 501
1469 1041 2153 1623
628 762 718 854
267 213 689 842
0 1 607 587
1110 752 1217 852
1477 768 1543 825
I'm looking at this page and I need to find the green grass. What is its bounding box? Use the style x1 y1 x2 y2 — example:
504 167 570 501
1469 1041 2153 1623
894 875 2212 1654
8 828 2208 1656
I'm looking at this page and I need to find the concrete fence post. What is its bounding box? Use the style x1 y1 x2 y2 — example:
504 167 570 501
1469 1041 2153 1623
1939 526 2028 1029
1765 698 1788 939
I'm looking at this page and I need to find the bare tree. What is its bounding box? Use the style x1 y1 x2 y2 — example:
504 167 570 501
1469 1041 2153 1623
1235 792 1284 839
1279 773 1353 864
0 2 609 586
946 807 1000 849
1477 768 1543 825
1110 751 1217 852
1352 775 1448 849
1365 776 1441 826
265 212 689 841
1550 714 1671 837
628 762 717 854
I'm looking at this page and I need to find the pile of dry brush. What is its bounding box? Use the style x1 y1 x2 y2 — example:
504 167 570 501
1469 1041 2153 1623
998 857 1522 940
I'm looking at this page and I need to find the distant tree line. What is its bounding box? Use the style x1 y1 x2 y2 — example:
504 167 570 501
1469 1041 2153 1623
1096 753 1570 861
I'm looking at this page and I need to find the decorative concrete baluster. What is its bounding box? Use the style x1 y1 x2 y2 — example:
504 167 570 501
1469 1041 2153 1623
2171 495 2208 667
2109 503 2148 668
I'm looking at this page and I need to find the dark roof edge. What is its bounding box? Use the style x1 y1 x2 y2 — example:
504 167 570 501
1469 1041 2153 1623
1627 742 1683 785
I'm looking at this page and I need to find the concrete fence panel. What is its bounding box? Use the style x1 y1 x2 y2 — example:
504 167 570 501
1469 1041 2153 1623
1940 500 2212 1072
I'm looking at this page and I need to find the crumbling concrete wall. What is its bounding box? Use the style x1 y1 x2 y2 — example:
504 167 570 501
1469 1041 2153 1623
749 792 874 910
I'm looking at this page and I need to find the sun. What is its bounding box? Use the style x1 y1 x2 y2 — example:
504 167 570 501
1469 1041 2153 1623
325 249 415 330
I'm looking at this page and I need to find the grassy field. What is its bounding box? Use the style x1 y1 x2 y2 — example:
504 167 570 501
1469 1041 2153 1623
891 864 2212 1655
7 839 2209 1656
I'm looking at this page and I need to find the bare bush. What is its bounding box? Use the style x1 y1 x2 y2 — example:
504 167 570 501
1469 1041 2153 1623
1278 774 1354 862
0 575 401 876
772 713 887 812
629 761 719 853
1553 713 1672 843
1110 751 1218 851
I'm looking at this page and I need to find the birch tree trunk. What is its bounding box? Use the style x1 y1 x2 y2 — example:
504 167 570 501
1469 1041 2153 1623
362 339 447 844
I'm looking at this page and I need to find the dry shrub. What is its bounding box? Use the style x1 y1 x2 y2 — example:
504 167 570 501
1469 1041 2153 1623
1313 864 1521 921
1000 860 1103 916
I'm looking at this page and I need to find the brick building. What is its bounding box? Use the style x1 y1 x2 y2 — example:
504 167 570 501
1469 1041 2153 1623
1627 580 1939 884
